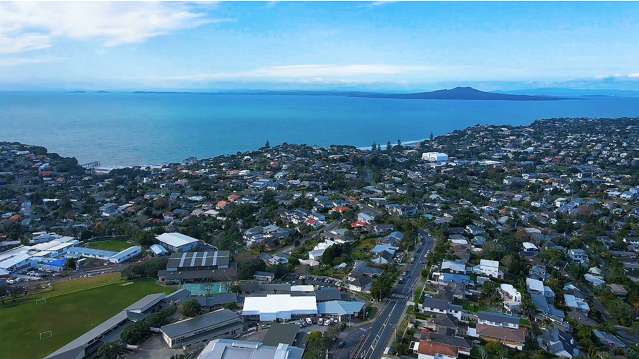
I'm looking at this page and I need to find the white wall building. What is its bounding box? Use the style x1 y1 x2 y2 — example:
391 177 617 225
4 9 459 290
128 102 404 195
422 152 449 163
475 259 502 279
242 294 318 321
110 246 142 263
156 233 200 253
500 284 522 310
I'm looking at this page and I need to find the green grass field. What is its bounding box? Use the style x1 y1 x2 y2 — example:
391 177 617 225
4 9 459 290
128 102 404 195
86 239 134 252
0 274 173 359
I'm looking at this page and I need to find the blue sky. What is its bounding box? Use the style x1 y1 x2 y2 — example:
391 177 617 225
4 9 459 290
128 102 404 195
1 1 638 91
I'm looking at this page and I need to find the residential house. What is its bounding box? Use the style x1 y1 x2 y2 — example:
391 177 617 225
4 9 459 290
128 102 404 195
476 312 527 351
538 326 581 358
568 249 589 265
421 297 463 320
474 259 502 279
499 284 522 311
593 330 627 350
441 260 467 274
564 294 589 313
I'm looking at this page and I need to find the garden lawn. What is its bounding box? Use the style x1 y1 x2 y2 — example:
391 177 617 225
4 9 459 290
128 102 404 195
86 239 135 252
0 277 172 359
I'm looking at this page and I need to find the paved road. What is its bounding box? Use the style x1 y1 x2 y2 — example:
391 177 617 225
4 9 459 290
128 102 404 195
351 232 434 359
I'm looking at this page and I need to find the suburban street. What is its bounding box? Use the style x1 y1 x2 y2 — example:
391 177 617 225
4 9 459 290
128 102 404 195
349 232 434 359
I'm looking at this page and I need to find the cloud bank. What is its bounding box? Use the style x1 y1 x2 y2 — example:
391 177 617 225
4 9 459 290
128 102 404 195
155 64 438 84
0 2 216 54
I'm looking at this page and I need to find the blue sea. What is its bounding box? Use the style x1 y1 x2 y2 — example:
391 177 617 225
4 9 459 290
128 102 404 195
1 92 638 167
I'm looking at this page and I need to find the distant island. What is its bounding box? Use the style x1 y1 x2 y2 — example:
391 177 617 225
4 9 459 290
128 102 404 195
353 86 566 101
127 86 566 101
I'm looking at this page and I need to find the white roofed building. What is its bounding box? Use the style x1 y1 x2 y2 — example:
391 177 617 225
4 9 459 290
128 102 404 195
150 244 169 256
474 259 502 279
196 339 304 359
500 284 522 311
156 232 200 253
242 294 318 321
522 242 539 255
422 152 449 163
526 277 545 294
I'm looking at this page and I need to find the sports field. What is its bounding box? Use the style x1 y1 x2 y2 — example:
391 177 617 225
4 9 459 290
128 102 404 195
86 239 134 252
0 273 173 359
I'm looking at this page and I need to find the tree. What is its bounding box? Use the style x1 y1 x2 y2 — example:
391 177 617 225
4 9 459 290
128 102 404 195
120 305 175 344
180 299 201 317
96 342 125 359
303 331 329 359
121 257 168 280
133 230 156 247
237 258 266 280
321 243 351 266
120 321 149 344
471 346 488 359
628 344 639 359
479 281 501 307
64 257 77 271
371 268 398 301
485 341 504 356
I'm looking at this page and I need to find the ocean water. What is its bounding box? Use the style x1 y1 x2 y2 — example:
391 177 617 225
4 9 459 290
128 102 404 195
1 92 638 167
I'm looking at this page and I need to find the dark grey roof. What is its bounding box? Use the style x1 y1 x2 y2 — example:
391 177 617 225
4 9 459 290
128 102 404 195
126 293 166 313
164 288 191 302
478 311 520 325
428 333 471 349
423 297 462 312
160 309 242 339
530 293 565 320
254 271 275 278
195 293 239 307
262 323 299 347
166 251 230 269
351 261 383 276
315 287 342 302
593 330 627 349
433 314 459 328
239 282 291 294
540 327 580 357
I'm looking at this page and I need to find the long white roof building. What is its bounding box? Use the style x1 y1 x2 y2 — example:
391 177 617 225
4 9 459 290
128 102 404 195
156 232 200 252
242 294 318 321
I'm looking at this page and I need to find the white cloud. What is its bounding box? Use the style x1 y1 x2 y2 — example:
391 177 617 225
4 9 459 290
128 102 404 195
0 56 61 66
0 2 220 54
0 33 51 54
163 64 432 82
369 1 398 7
628 73 639 78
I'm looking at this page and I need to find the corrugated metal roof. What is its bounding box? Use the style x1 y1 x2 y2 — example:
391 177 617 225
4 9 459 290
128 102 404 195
160 309 241 339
